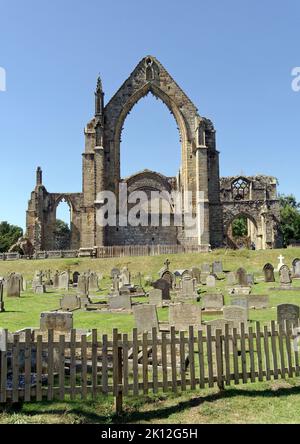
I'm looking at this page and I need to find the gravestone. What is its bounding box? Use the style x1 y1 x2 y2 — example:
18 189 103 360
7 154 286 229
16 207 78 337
206 274 216 288
161 270 174 289
88 272 99 291
35 284 46 294
60 294 80 311
179 276 197 300
111 275 120 294
53 270 59 288
108 294 131 310
236 268 248 286
119 285 130 295
247 274 255 285
248 295 269 309
201 263 210 273
277 254 285 272
169 303 202 331
148 289 163 308
0 281 4 312
230 296 249 319
207 319 234 335
44 270 52 285
40 312 73 331
152 278 170 300
227 271 237 286
6 273 21 297
32 270 43 290
263 263 275 283
191 267 201 284
120 267 130 286
202 293 224 311
72 271 80 285
212 261 223 274
223 305 248 329
58 271 69 290
292 258 300 278
77 274 89 297
277 304 300 328
111 268 120 278
279 265 292 288
133 305 159 334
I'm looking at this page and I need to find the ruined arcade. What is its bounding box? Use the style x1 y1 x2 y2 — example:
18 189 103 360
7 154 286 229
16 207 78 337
26 56 282 254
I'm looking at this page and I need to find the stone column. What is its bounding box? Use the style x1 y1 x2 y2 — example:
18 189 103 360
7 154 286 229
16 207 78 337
81 152 96 248
94 146 105 246
195 145 210 246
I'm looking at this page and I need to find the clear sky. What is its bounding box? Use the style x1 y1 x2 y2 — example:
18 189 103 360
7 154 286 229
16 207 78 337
0 0 299 229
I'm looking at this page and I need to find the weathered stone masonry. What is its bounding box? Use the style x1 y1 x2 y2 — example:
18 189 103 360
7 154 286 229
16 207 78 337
26 56 282 252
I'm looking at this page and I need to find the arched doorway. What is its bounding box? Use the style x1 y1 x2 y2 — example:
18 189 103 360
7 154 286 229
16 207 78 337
54 197 72 250
226 214 258 249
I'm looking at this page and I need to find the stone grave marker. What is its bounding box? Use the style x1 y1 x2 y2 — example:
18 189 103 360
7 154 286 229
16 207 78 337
206 319 234 335
227 271 237 286
223 305 248 329
119 285 131 295
191 267 201 284
247 274 255 285
133 304 159 334
152 278 170 300
277 304 300 328
148 289 163 308
201 263 210 273
236 268 248 286
58 271 69 290
161 270 174 289
60 294 80 311
248 294 269 309
53 270 59 288
77 274 89 297
292 258 300 278
35 283 46 294
277 254 285 272
263 263 275 283
120 267 130 286
6 273 21 297
212 261 223 274
206 274 216 288
202 293 224 311
88 272 99 291
108 294 132 310
169 303 202 331
111 268 120 278
40 312 73 331
279 265 292 288
179 276 197 300
72 271 80 285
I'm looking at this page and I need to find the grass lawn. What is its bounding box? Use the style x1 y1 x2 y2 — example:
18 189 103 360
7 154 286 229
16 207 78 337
1 248 300 424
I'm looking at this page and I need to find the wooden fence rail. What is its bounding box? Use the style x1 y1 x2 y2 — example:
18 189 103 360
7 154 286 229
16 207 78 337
1 321 300 413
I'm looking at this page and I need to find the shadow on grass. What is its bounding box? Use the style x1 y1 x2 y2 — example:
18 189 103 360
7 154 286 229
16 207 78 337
2 383 300 424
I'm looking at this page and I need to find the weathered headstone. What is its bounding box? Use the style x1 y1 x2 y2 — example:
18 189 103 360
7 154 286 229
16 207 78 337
201 263 210 273
88 271 99 291
120 267 130 286
202 293 224 311
279 265 292 288
108 294 131 310
263 263 275 283
277 254 285 272
32 270 43 290
119 285 131 295
77 274 89 297
58 271 69 290
247 274 255 285
191 267 201 284
206 319 234 335
72 271 80 285
111 274 120 294
212 261 223 274
292 259 300 278
277 304 300 328
35 284 46 294
169 303 202 331
230 296 249 319
40 312 73 331
60 295 80 311
6 273 21 297
152 278 170 300
148 289 163 308
206 274 216 288
53 270 59 288
161 270 174 289
223 305 248 329
111 268 120 278
236 268 248 286
133 305 159 334
248 295 269 309
227 271 237 286
179 276 197 300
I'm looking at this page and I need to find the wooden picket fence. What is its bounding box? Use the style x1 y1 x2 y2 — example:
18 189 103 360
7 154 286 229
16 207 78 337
0 321 300 413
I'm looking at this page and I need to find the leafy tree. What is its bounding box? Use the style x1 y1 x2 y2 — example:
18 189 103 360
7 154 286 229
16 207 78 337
279 194 300 246
232 216 248 237
0 221 23 252
54 219 71 250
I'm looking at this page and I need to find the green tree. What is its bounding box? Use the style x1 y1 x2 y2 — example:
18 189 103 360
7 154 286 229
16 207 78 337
279 194 300 246
0 221 23 252
54 219 71 250
232 216 248 237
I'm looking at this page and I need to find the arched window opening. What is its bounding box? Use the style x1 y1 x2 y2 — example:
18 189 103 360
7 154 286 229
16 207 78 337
55 198 71 250
227 214 257 249
232 178 250 201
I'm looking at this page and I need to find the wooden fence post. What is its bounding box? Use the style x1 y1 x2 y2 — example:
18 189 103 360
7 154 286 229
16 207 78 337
216 329 224 391
0 329 8 403
113 330 123 415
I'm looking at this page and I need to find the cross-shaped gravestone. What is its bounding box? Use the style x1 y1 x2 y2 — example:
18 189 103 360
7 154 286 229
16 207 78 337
277 255 285 271
164 259 170 270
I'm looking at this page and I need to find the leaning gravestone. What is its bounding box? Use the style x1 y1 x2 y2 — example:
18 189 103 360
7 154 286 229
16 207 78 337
223 305 248 330
263 263 275 283
152 278 170 300
58 271 69 290
292 259 300 278
277 304 300 328
248 295 269 309
212 261 223 274
206 274 216 288
236 268 248 286
148 289 163 308
108 294 131 310
60 295 80 311
169 303 202 331
133 305 159 334
40 312 73 331
279 265 292 289
6 273 21 297
202 293 224 311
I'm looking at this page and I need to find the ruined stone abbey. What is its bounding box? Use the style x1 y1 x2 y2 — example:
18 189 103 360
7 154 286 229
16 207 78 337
26 56 282 254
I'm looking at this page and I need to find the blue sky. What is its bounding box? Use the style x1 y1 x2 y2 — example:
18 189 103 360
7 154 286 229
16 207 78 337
0 0 299 229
